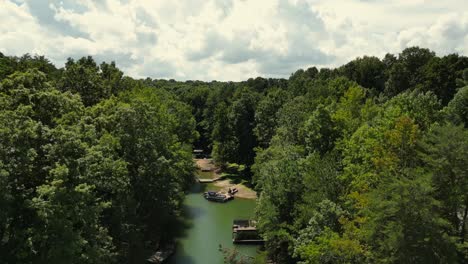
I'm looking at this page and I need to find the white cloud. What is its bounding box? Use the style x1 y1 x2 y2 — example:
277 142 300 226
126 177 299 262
0 0 467 81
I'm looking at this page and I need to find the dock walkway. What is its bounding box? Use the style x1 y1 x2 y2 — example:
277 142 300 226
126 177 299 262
197 177 221 183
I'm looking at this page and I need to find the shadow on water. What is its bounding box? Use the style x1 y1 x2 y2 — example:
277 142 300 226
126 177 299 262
167 246 197 264
166 183 207 239
188 182 208 193
183 204 206 220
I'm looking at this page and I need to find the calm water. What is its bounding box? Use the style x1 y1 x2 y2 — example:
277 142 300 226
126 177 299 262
167 183 258 264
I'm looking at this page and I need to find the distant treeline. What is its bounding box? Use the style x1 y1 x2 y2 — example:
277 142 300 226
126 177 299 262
0 46 467 263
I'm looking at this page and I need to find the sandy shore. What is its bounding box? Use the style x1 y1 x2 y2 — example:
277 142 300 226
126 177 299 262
195 159 257 200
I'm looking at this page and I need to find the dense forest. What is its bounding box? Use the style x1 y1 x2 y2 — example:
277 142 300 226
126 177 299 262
0 54 197 263
1 46 467 263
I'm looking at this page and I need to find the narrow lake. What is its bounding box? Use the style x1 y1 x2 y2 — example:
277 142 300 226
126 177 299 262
167 182 258 263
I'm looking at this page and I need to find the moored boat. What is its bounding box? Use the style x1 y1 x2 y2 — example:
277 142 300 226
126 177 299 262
147 243 175 263
203 190 233 202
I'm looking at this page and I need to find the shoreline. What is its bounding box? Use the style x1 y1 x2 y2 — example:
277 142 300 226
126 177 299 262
195 159 257 200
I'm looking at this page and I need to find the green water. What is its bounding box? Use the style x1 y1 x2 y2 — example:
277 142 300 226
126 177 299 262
168 183 258 263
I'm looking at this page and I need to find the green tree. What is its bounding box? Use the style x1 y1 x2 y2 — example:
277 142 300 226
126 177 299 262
445 86 468 126
254 145 305 263
59 56 109 106
212 101 237 163
254 88 291 148
339 56 386 92
420 123 468 260
365 170 458 264
294 201 365 264
0 69 116 263
228 88 259 167
384 62 411 96
303 105 338 155
100 61 124 95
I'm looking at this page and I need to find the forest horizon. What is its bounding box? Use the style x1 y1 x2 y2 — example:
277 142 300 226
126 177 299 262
0 44 467 264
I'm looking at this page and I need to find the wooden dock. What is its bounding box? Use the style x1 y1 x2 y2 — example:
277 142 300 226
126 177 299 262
197 177 221 183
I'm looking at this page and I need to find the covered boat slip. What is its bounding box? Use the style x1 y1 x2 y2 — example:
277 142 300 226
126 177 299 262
232 219 264 244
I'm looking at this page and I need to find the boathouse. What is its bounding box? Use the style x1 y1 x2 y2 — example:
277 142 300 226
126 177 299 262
232 219 264 244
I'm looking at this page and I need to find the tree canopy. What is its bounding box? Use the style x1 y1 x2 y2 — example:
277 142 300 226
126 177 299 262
0 46 467 263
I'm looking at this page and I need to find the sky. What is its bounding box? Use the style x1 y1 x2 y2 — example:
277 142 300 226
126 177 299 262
1 0 467 81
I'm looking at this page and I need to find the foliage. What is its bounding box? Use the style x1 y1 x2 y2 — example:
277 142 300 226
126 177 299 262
1 46 467 263
0 59 195 263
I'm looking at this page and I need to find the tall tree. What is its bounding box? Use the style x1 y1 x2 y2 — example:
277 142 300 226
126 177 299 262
420 123 468 261
59 56 108 106
254 88 291 148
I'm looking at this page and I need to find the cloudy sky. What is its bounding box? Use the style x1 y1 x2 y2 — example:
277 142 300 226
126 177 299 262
1 0 467 81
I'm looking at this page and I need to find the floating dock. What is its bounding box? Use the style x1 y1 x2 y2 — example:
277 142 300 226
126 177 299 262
204 191 234 202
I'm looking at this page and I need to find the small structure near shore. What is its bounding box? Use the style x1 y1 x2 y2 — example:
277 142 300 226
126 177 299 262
193 149 206 159
232 220 264 244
